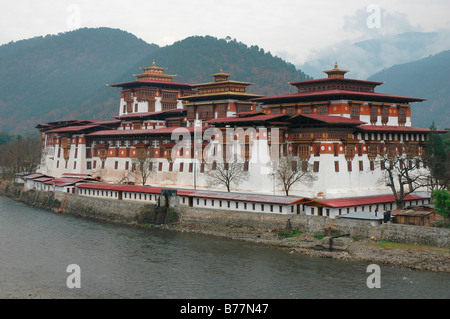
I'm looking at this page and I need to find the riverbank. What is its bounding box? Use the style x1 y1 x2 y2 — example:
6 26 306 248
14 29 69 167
158 222 449 273
1 180 448 273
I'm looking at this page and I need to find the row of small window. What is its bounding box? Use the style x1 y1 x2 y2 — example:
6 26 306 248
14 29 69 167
292 159 424 173
335 161 370 172
123 193 159 201
298 86 374 93
310 199 431 217
123 102 156 113
333 159 423 172
56 161 77 169
310 205 388 217
88 161 251 172
79 189 160 202
182 197 295 213
161 93 178 100
199 88 245 94
79 189 118 198
62 158 424 173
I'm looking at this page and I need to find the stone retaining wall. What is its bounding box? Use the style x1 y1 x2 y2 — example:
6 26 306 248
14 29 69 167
177 206 450 247
1 181 448 247
0 182 174 226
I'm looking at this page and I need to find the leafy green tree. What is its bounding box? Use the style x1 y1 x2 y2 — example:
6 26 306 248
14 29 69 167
423 122 449 190
442 128 450 152
0 132 12 145
432 189 450 222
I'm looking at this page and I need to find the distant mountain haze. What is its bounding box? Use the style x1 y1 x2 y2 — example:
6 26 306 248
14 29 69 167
300 31 450 80
368 50 450 130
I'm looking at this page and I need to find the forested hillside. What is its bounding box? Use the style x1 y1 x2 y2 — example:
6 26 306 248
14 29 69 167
368 50 450 129
130 35 311 96
0 28 310 134
0 28 159 133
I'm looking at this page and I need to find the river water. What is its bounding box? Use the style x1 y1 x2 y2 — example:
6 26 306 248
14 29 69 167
0 195 448 299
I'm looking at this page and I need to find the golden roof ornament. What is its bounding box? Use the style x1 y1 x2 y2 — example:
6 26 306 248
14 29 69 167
134 61 176 82
323 62 350 79
211 68 232 82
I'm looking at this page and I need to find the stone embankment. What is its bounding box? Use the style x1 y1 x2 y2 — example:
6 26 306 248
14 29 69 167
163 222 449 273
1 180 449 272
175 206 449 247
0 181 176 226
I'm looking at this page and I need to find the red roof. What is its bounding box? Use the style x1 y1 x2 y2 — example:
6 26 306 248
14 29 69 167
176 189 307 205
235 111 266 117
86 120 121 125
76 183 163 194
252 89 425 104
45 124 113 133
109 79 193 89
314 194 428 208
357 125 435 133
206 114 289 124
75 183 307 205
32 177 53 182
43 177 88 187
36 120 85 129
291 114 366 125
86 126 210 137
289 77 384 86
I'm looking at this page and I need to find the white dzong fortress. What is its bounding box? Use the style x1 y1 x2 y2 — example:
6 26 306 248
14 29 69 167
35 62 434 218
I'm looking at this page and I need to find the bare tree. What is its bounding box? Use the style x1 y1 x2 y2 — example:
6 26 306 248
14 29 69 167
0 135 41 179
132 146 156 186
205 154 249 192
272 155 317 196
132 157 156 186
377 146 431 209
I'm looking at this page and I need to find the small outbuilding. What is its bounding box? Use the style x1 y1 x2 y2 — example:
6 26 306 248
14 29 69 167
391 209 435 227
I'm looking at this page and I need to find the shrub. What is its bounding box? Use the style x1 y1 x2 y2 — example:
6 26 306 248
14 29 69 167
277 229 303 238
432 190 450 221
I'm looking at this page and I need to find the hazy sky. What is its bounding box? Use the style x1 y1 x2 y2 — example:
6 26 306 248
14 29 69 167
1 0 449 65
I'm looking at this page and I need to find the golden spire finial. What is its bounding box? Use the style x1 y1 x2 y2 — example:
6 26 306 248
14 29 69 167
323 62 350 79
153 60 156 66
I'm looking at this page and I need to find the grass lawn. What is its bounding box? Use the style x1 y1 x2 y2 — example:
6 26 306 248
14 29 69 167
372 241 449 254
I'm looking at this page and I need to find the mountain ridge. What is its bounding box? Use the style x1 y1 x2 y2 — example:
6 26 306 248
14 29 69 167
299 31 450 80
368 50 450 129
0 28 310 134
0 27 448 133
